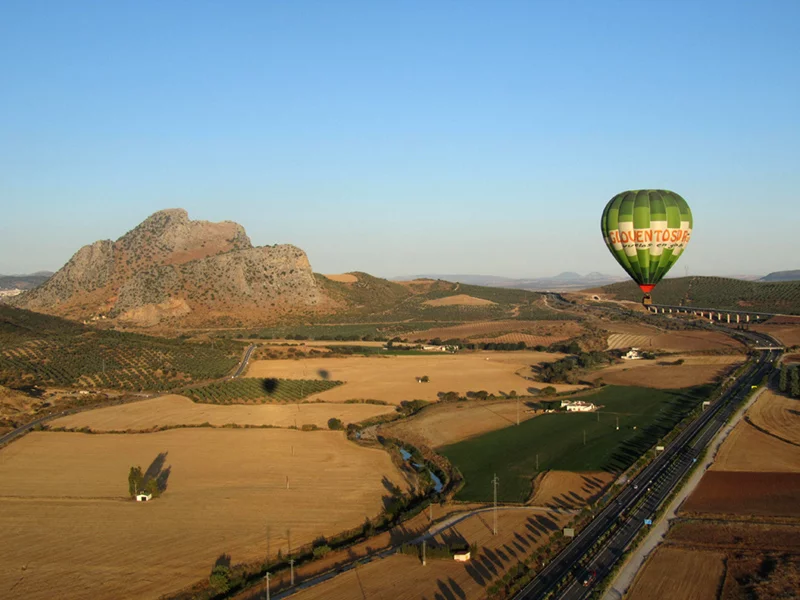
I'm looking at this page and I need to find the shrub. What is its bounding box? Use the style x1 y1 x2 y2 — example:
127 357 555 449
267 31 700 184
327 418 344 430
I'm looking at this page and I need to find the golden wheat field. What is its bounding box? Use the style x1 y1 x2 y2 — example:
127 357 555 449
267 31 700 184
408 320 584 343
422 294 497 307
245 352 583 404
0 429 407 600
49 394 395 431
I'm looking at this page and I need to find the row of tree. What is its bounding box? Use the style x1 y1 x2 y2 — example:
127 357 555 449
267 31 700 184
779 364 800 397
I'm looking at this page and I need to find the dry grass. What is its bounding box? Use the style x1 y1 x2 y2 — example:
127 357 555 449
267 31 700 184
626 546 725 600
422 294 497 307
408 320 584 343
245 352 584 404
585 355 745 389
711 412 800 474
49 394 395 431
752 324 800 347
383 399 540 448
0 429 407 600
322 273 358 283
290 509 571 600
528 471 615 508
747 389 800 445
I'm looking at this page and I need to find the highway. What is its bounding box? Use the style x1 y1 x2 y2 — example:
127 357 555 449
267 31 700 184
512 329 781 600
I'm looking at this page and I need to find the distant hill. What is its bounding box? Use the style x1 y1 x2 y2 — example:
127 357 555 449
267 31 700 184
11 209 325 328
598 276 800 315
392 272 627 291
0 304 242 390
0 273 52 291
761 270 800 282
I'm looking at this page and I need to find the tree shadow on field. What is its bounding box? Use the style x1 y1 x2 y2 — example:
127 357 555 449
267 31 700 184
213 553 232 570
144 452 171 493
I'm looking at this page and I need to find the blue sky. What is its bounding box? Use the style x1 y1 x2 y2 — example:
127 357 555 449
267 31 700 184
1 1 798 278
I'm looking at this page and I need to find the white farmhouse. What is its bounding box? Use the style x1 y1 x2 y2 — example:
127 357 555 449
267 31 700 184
623 348 643 360
560 400 596 412
136 492 153 502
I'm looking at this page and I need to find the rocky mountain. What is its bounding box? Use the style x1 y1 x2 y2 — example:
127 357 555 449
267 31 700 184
393 272 627 291
13 209 325 327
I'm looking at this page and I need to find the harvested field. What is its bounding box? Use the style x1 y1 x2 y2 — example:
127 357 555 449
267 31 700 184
753 324 800 346
49 394 395 431
669 519 800 553
721 553 800 599
422 294 496 307
585 355 745 389
0 430 406 600
711 419 800 473
384 398 540 448
528 471 615 509
606 330 744 352
681 471 800 518
246 352 583 404
746 389 800 445
626 546 725 600
407 320 584 343
322 273 358 283
289 509 570 600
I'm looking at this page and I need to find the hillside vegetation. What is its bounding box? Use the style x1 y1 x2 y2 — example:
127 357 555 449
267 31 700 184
0 305 242 391
600 276 800 315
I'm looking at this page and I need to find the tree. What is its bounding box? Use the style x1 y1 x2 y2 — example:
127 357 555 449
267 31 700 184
128 466 143 498
209 565 231 592
420 375 430 383
327 417 344 430
791 366 800 398
780 365 789 393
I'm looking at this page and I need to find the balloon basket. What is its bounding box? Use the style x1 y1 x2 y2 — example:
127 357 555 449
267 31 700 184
642 294 653 306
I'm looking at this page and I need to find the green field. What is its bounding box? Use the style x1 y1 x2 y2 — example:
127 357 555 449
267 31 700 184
441 385 711 502
184 377 343 404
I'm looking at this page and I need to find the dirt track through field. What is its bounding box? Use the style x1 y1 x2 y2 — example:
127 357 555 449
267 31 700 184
0 430 406 600
246 352 583 404
49 394 394 431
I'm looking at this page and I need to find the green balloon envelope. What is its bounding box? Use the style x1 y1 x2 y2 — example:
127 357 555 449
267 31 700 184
600 190 693 294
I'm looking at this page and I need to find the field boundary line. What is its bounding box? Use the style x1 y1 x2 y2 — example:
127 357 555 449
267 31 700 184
602 386 768 600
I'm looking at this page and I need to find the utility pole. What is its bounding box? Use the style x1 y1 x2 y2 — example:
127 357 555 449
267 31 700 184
597 410 600 422
422 539 427 566
616 416 620 431
429 502 433 522
492 473 499 535
264 572 270 600
289 558 295 586
583 429 586 446
536 454 539 471
266 525 271 570
516 397 520 426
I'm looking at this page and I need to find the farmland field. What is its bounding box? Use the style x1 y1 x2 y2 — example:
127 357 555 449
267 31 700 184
184 377 343 404
585 355 745 389
441 385 710 502
681 471 800 517
289 508 570 600
746 389 800 445
245 352 583 404
422 294 496 306
710 416 800 473
626 547 725 600
50 394 395 431
0 429 407 600
528 471 615 509
407 320 583 343
605 329 744 353
752 324 800 347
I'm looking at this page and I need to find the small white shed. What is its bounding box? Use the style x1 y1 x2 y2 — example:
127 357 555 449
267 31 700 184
136 492 153 502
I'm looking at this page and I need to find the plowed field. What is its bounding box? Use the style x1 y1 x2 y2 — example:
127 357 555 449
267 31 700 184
246 352 583 404
626 546 725 600
710 421 800 473
50 394 394 431
681 471 800 518
606 330 744 352
0 430 407 600
586 355 744 389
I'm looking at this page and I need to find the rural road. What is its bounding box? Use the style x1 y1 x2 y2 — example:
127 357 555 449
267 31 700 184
232 344 256 378
511 329 781 600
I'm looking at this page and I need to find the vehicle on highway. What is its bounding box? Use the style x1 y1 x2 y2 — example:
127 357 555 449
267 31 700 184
582 569 597 587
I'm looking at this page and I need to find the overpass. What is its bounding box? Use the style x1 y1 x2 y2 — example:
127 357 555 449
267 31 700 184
648 303 791 326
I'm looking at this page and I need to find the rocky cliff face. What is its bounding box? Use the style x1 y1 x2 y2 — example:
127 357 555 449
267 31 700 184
15 209 324 327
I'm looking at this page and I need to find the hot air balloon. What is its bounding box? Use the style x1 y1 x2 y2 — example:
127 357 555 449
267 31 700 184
600 190 693 305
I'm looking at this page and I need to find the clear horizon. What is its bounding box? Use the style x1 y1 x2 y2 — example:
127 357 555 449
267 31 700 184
2 1 799 279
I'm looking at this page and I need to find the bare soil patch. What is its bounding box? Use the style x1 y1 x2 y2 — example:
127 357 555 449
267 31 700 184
322 273 358 283
711 419 800 473
528 471 615 508
681 471 800 518
626 546 725 600
586 355 745 389
423 294 497 307
50 394 395 431
408 320 584 343
669 519 800 553
0 429 406 600
606 330 745 353
246 352 583 404
752 324 800 346
746 389 800 445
